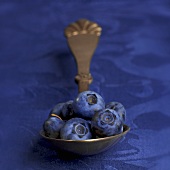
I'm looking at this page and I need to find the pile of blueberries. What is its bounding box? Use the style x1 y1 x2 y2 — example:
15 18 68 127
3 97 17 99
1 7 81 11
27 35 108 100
43 91 126 140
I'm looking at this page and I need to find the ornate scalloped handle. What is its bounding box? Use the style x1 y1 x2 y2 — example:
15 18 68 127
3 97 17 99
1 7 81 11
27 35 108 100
65 19 102 93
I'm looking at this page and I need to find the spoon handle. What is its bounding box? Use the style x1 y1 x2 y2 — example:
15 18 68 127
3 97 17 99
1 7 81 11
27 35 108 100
65 19 102 93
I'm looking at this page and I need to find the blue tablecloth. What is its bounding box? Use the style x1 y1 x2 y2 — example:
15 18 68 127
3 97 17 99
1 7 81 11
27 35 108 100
1 1 170 169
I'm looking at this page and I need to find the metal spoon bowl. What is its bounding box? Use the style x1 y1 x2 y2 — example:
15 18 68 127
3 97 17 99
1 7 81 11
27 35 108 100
40 124 130 155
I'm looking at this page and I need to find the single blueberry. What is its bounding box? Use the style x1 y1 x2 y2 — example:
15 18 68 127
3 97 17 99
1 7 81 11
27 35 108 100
106 102 126 122
60 118 92 140
43 116 65 138
49 103 65 118
73 91 105 119
61 100 75 119
91 109 123 137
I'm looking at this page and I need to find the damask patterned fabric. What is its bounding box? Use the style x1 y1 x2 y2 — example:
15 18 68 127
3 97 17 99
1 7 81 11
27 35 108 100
1 0 170 169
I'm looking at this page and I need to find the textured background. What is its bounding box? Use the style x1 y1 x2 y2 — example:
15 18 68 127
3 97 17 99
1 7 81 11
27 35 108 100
1 0 170 169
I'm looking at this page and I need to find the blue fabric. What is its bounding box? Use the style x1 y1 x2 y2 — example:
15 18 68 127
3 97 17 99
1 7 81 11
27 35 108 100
1 0 170 169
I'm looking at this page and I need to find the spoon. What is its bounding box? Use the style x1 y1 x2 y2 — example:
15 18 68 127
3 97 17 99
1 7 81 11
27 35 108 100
65 18 101 93
40 19 130 155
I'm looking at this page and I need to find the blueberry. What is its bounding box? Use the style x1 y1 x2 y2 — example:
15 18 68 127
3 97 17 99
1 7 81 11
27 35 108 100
91 109 123 137
61 100 75 119
106 102 126 122
60 118 92 140
43 116 65 138
49 103 65 117
73 91 105 119
87 120 91 125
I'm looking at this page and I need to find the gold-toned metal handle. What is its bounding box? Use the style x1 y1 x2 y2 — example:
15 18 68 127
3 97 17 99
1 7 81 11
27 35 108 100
65 19 102 93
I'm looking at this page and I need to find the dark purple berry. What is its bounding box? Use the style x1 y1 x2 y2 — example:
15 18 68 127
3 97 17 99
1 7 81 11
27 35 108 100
106 102 126 122
73 91 105 119
60 118 92 140
91 109 123 137
43 116 64 138
61 100 75 119
49 103 65 118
